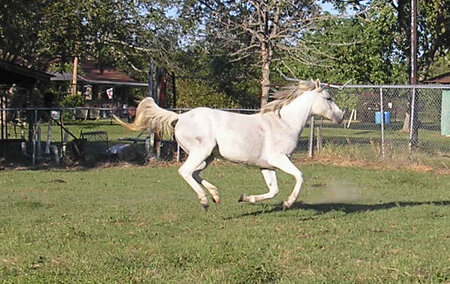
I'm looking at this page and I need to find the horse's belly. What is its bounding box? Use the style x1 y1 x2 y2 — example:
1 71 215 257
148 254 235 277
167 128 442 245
216 141 271 168
219 153 272 168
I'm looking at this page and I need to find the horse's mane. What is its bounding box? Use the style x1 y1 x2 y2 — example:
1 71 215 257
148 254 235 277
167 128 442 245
260 79 322 114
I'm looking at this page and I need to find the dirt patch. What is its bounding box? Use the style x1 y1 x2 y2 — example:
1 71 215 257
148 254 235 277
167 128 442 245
292 154 445 175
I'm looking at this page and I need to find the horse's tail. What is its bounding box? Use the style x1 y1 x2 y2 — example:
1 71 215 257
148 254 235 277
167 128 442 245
113 97 179 135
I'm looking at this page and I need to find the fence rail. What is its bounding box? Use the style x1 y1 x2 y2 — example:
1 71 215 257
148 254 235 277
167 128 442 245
1 84 450 167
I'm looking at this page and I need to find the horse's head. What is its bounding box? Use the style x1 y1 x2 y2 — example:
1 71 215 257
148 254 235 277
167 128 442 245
310 80 344 124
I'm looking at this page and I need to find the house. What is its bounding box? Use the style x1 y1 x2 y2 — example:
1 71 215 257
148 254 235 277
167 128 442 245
424 72 450 84
50 61 147 111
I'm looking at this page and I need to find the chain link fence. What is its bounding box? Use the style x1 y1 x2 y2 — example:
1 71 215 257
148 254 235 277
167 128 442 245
1 84 449 167
0 107 152 166
321 84 450 164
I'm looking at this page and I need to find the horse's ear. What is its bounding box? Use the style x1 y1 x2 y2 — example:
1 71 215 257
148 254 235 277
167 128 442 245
315 79 321 89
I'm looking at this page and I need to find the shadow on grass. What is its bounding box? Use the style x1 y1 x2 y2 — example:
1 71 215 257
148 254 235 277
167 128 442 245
229 200 450 219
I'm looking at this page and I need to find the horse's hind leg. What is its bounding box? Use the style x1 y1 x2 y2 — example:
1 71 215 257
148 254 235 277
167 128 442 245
239 169 279 204
178 153 211 210
194 172 220 204
193 156 220 204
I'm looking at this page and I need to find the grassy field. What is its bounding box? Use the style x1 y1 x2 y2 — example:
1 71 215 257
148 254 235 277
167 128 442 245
1 162 449 283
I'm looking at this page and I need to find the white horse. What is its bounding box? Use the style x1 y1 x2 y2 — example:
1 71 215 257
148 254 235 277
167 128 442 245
115 80 344 210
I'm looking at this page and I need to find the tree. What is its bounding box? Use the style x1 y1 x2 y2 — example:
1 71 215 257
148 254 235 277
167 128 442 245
288 0 448 135
179 0 331 107
0 0 45 67
281 1 407 84
418 0 450 78
1 0 179 77
174 42 261 108
328 0 450 80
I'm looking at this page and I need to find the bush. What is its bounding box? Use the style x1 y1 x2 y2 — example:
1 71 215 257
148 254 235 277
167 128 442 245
61 94 84 107
176 80 241 108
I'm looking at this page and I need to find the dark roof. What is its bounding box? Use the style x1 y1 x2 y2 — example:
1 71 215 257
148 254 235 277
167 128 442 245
0 61 52 85
82 61 136 83
50 61 147 87
424 72 450 84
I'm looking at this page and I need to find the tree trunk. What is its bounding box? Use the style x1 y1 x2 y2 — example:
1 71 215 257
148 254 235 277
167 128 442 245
401 112 410 132
261 60 270 108
260 44 271 108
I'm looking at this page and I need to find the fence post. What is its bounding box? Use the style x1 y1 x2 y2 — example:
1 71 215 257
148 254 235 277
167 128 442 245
20 121 26 155
379 87 385 160
409 86 419 154
32 109 38 166
0 97 4 142
308 116 314 158
63 130 68 156
45 122 51 155
145 129 152 157
316 118 323 154
37 126 42 159
1 98 5 160
51 145 60 164
60 111 64 156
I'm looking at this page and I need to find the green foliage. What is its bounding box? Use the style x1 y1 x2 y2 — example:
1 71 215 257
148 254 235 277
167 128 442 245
47 62 85 76
280 2 406 84
61 94 84 108
0 0 43 64
323 0 450 80
427 53 450 79
332 89 358 111
177 79 240 108
417 89 442 121
1 0 178 75
2 0 448 109
416 0 450 77
175 48 260 108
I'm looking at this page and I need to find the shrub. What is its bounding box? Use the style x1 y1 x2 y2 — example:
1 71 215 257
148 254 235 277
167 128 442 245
176 79 241 109
61 94 84 107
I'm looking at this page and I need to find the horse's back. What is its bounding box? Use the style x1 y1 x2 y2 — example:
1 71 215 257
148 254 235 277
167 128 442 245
177 107 256 128
177 108 273 165
175 108 267 164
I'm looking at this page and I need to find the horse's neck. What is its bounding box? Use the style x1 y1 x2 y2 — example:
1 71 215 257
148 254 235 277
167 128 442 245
279 93 313 135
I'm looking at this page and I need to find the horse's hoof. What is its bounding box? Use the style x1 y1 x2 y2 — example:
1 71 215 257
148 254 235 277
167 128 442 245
282 201 291 211
238 194 247 202
201 203 209 211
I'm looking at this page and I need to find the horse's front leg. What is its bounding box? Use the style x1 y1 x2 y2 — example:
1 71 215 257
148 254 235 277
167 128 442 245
267 155 303 210
239 169 279 204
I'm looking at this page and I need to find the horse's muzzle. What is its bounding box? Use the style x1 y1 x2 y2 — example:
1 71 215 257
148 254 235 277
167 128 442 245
333 111 345 124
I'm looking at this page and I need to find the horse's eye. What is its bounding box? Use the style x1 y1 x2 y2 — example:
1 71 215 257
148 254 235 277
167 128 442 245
326 97 332 101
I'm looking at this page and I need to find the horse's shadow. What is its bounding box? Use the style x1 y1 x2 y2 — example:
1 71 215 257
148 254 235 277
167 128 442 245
227 200 450 219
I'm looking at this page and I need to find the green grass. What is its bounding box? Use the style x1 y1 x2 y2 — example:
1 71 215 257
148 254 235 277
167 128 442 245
7 118 133 144
1 163 449 283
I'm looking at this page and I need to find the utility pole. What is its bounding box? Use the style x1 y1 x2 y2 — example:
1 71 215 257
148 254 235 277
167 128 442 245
410 0 418 86
409 0 419 151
